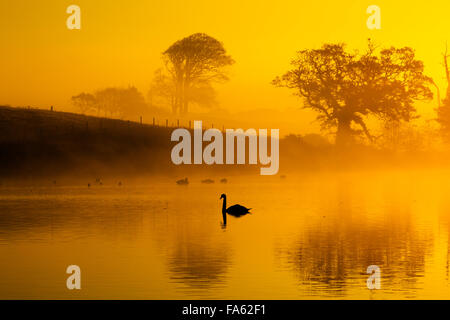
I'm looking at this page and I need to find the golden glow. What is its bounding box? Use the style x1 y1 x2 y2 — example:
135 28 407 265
0 172 449 299
3 1 450 300
2 0 450 133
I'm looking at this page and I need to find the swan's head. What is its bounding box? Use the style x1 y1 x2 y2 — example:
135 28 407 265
220 193 226 199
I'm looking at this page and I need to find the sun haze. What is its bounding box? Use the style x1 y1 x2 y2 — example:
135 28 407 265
1 0 449 134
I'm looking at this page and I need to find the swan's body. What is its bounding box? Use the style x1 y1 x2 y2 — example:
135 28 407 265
225 204 251 217
201 179 214 184
220 194 251 224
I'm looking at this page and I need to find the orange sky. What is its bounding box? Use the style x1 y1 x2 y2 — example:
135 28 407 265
1 0 450 133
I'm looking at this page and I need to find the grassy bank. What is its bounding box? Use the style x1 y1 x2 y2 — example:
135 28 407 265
0 106 176 179
1 105 445 182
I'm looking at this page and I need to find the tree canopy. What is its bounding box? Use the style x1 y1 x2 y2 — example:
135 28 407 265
71 92 96 114
162 33 234 114
72 87 148 120
273 42 433 146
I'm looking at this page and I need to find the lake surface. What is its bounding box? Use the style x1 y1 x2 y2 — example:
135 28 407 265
0 170 449 299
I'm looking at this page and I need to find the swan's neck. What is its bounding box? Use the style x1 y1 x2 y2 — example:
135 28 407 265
222 197 227 213
222 197 227 224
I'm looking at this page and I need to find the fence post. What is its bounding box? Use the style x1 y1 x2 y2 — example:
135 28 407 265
189 120 191 129
166 119 168 127
140 116 142 124
177 119 179 127
153 117 155 126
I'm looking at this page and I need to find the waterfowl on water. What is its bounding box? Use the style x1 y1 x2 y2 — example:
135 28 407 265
176 177 189 185
220 178 228 184
201 179 214 184
220 193 251 225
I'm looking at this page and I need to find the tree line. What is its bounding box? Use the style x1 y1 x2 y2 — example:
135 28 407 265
149 33 234 115
71 86 147 119
71 33 450 148
72 33 234 120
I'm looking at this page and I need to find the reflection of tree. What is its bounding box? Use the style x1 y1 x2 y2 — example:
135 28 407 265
438 201 450 281
0 196 146 241
0 192 231 293
277 186 432 296
167 237 229 290
147 201 231 292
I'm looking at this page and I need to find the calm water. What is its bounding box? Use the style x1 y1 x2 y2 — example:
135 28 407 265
0 170 449 299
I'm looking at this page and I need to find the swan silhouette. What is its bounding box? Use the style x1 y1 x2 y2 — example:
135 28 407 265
220 193 251 225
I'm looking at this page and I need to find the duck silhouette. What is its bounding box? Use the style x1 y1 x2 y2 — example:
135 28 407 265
176 178 189 185
220 193 251 225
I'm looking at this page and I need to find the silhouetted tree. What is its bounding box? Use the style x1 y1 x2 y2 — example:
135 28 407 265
163 33 234 114
119 86 148 119
437 46 450 142
71 92 96 114
149 68 219 113
95 87 120 116
438 99 450 142
273 42 433 146
148 69 177 113
95 86 148 119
